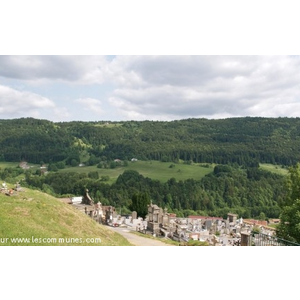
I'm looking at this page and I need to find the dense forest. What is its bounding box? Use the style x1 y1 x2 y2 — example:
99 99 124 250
1 117 300 166
0 118 76 163
1 117 298 220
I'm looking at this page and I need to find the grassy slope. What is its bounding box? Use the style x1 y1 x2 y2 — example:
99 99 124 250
0 188 131 246
58 160 214 183
259 163 289 176
0 162 21 168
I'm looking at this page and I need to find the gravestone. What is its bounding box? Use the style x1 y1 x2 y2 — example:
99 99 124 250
225 220 230 229
132 211 137 221
241 232 250 246
205 219 212 230
222 237 228 246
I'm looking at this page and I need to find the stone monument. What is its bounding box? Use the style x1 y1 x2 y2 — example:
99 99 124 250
81 189 94 205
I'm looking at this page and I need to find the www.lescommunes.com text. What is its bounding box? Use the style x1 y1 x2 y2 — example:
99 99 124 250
0 237 101 244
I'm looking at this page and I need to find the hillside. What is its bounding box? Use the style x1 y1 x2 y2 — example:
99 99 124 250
1 117 300 166
0 187 132 246
0 117 295 221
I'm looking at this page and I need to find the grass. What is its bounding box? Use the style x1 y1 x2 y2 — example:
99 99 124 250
0 162 41 184
1 160 289 184
267 223 279 229
0 162 41 175
0 187 132 246
260 163 289 176
0 162 22 169
59 160 214 183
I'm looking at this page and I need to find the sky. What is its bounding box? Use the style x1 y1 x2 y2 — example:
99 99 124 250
1 55 300 122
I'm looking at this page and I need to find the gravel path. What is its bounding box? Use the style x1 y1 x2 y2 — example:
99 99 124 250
108 226 174 246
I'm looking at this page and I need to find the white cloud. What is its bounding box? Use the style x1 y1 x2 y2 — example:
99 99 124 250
75 98 105 115
51 107 72 122
0 84 56 118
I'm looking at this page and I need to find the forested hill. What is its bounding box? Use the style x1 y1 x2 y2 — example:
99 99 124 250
1 117 300 166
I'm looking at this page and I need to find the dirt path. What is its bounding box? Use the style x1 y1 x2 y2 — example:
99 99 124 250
108 226 174 246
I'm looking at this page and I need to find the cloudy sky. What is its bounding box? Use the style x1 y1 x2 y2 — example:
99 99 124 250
1 55 300 122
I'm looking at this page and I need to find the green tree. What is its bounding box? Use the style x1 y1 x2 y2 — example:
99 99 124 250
88 171 99 180
130 192 150 219
71 159 79 167
284 163 300 207
55 161 66 169
48 164 58 172
100 175 110 181
277 199 300 243
277 163 300 243
110 161 116 169
258 212 266 221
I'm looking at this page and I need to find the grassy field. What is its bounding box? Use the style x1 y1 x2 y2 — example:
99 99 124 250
0 162 40 183
1 161 290 183
58 160 214 183
0 187 132 246
0 161 40 170
0 162 22 169
260 163 289 176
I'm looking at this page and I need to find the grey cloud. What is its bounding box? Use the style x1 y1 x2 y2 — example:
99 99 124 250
2 55 300 121
0 56 107 83
109 56 300 120
111 56 267 87
111 86 240 119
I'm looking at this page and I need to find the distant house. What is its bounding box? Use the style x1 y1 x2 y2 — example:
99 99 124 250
19 161 30 169
243 219 268 227
78 163 85 167
131 158 138 162
71 197 83 204
269 218 280 224
114 159 122 163
40 164 47 175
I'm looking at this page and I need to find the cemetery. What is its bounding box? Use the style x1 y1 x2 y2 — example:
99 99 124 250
1 181 24 196
66 189 276 246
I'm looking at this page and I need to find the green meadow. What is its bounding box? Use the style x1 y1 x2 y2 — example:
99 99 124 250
0 162 22 168
1 161 290 185
59 160 214 183
259 163 289 176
